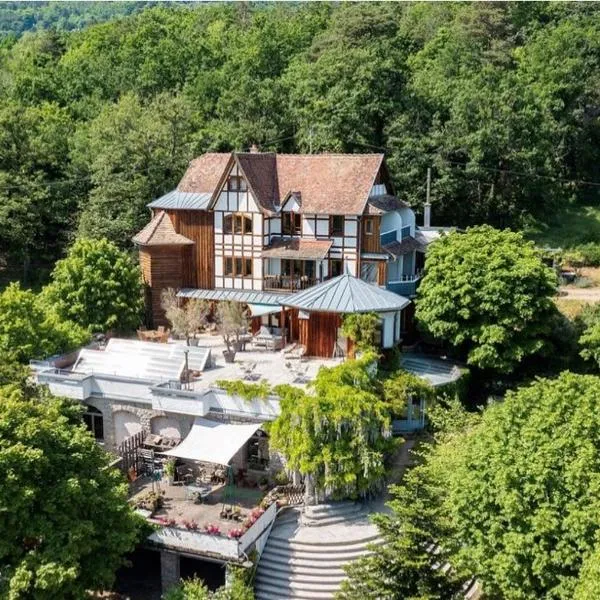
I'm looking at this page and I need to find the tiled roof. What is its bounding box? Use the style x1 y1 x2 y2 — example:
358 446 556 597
262 237 333 260
148 190 212 211
281 273 410 313
174 152 386 216
366 194 409 215
274 154 384 215
132 211 194 246
177 153 232 194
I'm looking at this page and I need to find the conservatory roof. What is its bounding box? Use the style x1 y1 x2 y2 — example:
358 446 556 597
280 273 410 314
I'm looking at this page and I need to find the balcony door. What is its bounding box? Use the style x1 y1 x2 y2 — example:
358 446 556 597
282 259 315 290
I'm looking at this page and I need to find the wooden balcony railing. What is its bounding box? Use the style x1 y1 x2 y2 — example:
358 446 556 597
263 275 317 292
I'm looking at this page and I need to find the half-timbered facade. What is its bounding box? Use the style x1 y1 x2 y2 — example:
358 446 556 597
134 150 437 329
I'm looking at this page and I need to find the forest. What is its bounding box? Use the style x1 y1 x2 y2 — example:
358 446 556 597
1 1 600 286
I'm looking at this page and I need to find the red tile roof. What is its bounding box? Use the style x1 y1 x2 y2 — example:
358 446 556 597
177 153 232 194
262 237 333 260
132 211 194 246
175 152 386 215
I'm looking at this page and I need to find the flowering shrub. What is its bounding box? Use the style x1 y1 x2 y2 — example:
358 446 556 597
203 523 221 535
182 519 199 531
228 528 244 539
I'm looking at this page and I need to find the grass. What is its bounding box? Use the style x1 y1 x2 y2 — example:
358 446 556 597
524 204 600 248
554 298 588 319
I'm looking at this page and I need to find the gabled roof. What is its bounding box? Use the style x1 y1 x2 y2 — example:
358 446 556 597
173 152 388 216
132 211 194 246
262 237 333 260
177 153 232 194
281 273 410 314
148 190 212 211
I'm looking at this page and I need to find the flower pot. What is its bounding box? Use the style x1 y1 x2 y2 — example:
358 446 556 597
223 350 236 363
233 341 243 352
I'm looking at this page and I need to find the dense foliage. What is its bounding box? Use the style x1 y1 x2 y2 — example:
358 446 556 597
44 238 143 333
164 569 254 600
0 281 89 362
341 312 380 352
2 3 600 283
0 382 143 598
270 354 434 499
344 373 600 600
416 226 557 372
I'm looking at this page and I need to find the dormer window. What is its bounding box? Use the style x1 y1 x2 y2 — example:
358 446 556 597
282 212 302 236
227 175 247 192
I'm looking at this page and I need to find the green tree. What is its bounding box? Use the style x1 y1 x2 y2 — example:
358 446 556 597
415 226 557 372
440 372 600 599
341 312 380 353
0 387 143 599
72 92 200 247
271 354 396 499
164 568 254 599
0 282 89 363
45 237 143 333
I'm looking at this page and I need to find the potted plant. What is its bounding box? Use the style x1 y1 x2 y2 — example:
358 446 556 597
164 459 176 485
161 288 209 346
217 301 249 363
232 506 242 521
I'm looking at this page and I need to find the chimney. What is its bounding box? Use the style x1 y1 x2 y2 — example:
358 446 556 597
424 203 431 228
249 143 259 153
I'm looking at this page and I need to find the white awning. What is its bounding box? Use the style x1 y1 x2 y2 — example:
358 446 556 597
162 417 262 465
247 303 280 318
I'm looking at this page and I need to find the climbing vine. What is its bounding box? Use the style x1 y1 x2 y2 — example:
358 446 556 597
215 379 272 401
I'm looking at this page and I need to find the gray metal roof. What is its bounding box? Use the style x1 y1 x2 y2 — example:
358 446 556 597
280 274 410 313
148 190 212 211
400 354 463 387
178 288 287 306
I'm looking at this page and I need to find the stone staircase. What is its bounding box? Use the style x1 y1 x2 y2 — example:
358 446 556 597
254 502 380 600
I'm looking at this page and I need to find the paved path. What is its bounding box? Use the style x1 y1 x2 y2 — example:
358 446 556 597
559 286 600 301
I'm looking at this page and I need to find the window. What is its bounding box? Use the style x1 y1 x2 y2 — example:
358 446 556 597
223 213 252 235
360 261 378 283
83 405 104 442
227 175 247 191
282 212 302 236
224 256 252 277
224 214 233 234
330 258 344 278
330 215 345 236
364 217 374 235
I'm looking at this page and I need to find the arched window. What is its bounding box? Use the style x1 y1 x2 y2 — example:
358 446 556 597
83 405 104 442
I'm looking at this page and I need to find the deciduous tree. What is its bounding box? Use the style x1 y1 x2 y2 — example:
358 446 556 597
0 387 143 599
45 237 143 333
415 226 557 372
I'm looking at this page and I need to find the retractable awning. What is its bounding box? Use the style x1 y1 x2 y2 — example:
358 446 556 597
162 417 263 465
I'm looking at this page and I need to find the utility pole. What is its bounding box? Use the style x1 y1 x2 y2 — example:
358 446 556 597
424 167 432 228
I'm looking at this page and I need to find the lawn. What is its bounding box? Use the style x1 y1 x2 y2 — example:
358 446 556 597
525 204 600 248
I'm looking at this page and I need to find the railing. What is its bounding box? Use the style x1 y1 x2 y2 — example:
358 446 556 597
387 271 423 298
263 275 317 292
118 430 147 476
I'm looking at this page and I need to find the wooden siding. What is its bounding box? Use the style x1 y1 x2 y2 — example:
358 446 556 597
360 216 381 253
142 246 185 327
168 210 215 289
298 311 341 358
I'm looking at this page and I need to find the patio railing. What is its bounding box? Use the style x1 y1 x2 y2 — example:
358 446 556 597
263 274 316 292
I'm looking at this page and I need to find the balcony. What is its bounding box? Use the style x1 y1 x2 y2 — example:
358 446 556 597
263 274 317 292
386 272 423 298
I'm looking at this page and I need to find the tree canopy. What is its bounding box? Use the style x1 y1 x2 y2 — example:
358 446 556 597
344 372 600 600
0 384 143 598
415 226 557 372
44 237 143 333
2 3 600 283
0 281 89 362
